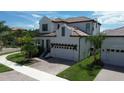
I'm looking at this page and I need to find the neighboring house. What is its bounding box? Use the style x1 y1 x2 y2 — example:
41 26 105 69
101 27 124 67
35 16 101 61
11 27 26 31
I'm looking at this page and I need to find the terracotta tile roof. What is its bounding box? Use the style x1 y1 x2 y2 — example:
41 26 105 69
103 26 124 36
65 16 92 22
71 30 88 36
51 16 99 24
38 32 56 37
52 18 65 22
66 25 88 36
11 27 25 31
37 25 88 37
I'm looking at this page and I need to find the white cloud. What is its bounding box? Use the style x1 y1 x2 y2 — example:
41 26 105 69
31 11 71 18
17 14 36 22
92 11 124 31
38 11 58 15
92 11 124 24
31 14 41 18
26 24 34 28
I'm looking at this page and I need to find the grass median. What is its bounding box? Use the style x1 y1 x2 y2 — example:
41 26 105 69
6 53 33 65
0 64 13 73
57 54 102 81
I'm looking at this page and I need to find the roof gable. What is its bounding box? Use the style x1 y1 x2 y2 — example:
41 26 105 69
40 16 52 23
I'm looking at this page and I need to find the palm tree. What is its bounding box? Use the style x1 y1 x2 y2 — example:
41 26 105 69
86 34 106 64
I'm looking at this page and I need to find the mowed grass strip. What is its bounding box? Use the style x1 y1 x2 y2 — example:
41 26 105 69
57 54 102 81
6 53 32 65
0 64 13 73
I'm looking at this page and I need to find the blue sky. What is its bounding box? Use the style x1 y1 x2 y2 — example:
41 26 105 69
0 11 124 31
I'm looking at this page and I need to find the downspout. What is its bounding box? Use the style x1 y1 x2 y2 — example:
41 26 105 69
78 37 81 61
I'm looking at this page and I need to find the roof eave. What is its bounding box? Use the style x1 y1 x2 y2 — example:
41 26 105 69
52 19 101 24
105 35 124 37
70 35 88 37
35 35 56 37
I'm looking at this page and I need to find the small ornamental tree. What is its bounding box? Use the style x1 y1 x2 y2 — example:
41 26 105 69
21 43 38 58
18 36 38 59
86 34 106 64
17 36 32 46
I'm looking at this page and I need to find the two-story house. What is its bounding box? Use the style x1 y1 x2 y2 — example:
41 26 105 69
35 16 101 61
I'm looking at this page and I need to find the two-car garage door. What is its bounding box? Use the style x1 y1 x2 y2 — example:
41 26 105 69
101 37 124 67
51 48 76 61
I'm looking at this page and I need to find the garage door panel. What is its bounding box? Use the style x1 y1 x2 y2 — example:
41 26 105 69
101 36 124 67
50 48 76 61
102 50 124 67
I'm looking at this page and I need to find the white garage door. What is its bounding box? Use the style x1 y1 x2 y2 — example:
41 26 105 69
102 48 124 67
101 37 124 67
54 49 75 60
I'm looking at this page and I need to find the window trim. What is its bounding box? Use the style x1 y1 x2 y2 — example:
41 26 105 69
111 49 115 52
42 24 48 31
41 40 44 48
107 49 110 52
121 50 124 53
61 27 65 36
96 23 97 28
86 23 90 32
57 24 60 29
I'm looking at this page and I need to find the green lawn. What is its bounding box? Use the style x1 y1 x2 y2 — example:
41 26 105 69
6 53 32 65
57 54 102 81
0 64 12 73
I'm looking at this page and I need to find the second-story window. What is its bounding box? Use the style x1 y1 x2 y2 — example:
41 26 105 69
96 23 97 28
57 24 60 29
86 23 90 32
61 27 65 36
42 24 48 31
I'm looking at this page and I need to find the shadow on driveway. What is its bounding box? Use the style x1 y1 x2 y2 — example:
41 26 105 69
30 57 76 75
44 57 76 66
104 64 124 73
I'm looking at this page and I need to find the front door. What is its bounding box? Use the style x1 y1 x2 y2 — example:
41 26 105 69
46 39 50 52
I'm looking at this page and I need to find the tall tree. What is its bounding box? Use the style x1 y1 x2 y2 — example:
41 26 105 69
0 21 11 50
0 21 10 33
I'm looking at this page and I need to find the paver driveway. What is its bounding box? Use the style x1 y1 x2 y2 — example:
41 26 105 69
30 57 75 75
95 66 124 81
0 71 37 81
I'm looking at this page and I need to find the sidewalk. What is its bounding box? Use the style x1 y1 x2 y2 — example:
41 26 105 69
0 48 20 55
0 53 67 81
